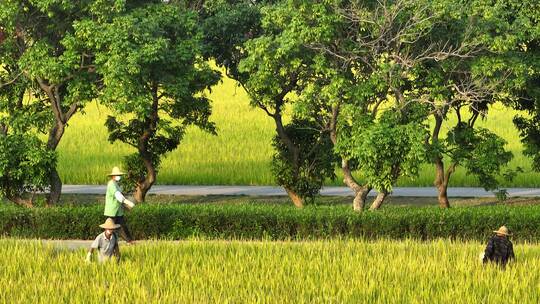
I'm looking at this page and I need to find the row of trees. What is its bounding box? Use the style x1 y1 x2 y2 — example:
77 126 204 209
0 0 538 211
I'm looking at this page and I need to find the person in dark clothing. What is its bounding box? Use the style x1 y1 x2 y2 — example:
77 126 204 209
483 226 515 267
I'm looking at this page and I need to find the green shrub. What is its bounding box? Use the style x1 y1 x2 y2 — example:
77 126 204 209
1 203 540 241
271 119 338 204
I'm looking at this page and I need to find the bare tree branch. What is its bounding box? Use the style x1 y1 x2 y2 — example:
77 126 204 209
0 71 23 90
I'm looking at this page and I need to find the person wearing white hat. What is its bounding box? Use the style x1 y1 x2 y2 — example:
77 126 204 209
103 166 135 244
482 225 515 267
86 218 121 263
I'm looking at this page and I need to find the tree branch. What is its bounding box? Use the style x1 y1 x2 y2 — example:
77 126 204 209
0 71 23 89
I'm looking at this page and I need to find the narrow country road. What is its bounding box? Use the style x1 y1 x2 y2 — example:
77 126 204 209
62 185 540 197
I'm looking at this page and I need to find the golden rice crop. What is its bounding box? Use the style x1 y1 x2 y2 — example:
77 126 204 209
0 239 538 303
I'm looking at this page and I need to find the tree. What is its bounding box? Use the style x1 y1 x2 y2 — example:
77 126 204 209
399 0 515 208
79 3 220 202
0 48 55 206
199 0 265 81
307 0 515 209
420 63 515 207
336 103 429 210
471 0 540 175
0 0 107 204
236 1 345 207
201 1 335 207
271 118 337 206
0 134 56 206
299 0 439 210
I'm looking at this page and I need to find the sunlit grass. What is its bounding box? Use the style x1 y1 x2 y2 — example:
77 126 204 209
0 239 539 303
58 73 276 185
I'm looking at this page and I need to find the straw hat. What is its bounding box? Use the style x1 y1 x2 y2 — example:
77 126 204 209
99 218 121 229
107 166 125 176
493 226 511 236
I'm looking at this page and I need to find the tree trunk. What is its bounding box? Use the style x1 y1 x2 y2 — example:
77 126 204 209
341 159 371 212
134 172 155 202
133 152 157 203
369 190 388 210
134 173 155 203
133 85 160 203
272 111 306 208
46 121 66 205
37 77 81 206
47 169 62 206
329 111 372 212
430 114 452 209
437 184 450 208
134 185 149 203
273 114 300 167
433 156 456 208
434 158 454 208
284 187 304 208
352 187 371 212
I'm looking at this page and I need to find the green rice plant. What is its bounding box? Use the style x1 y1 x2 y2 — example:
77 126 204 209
0 239 538 303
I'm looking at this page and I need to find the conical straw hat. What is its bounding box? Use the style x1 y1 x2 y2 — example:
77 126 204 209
107 166 125 176
99 218 121 229
493 226 512 236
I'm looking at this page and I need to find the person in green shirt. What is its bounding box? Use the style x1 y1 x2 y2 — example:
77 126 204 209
104 166 135 244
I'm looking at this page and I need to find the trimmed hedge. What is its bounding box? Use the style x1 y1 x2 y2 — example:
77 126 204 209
2 203 540 241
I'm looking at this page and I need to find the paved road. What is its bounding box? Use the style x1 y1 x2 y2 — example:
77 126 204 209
62 185 540 197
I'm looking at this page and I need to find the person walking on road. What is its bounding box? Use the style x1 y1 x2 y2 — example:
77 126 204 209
104 166 135 244
482 225 515 268
86 218 121 263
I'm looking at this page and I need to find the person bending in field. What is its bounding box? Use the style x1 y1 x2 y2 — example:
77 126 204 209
86 218 121 263
104 166 135 244
483 225 515 268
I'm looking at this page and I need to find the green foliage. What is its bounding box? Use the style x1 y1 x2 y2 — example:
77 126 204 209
77 3 220 196
0 134 56 201
0 0 101 112
514 115 540 171
104 115 180 188
337 104 429 192
0 0 110 204
120 153 161 193
467 0 540 173
200 0 263 80
271 119 338 203
234 1 343 205
0 0 536 197
237 1 318 109
3 203 540 241
0 11 57 204
464 129 513 190
445 124 513 190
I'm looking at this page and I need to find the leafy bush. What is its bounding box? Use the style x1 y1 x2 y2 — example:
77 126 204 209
0 134 56 204
1 203 540 241
271 119 338 204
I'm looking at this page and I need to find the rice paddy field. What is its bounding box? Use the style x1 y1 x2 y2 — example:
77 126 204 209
57 70 540 187
0 239 538 303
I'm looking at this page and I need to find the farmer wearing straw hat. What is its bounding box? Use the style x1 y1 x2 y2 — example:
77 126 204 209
104 166 135 244
482 225 515 267
86 218 121 263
